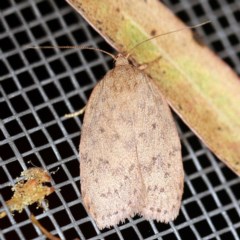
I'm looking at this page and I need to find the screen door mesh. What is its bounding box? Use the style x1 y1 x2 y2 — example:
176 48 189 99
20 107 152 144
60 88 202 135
1 0 240 239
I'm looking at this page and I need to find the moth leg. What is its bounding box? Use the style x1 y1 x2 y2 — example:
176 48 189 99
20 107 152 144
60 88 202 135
138 55 162 70
64 106 86 118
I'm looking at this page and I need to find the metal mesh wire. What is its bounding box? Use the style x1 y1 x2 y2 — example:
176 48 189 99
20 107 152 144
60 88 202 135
1 0 240 239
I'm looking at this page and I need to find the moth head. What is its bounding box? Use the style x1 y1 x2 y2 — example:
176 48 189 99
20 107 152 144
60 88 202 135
115 53 129 66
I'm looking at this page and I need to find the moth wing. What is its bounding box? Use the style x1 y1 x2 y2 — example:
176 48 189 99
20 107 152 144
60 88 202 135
134 74 184 222
80 65 145 229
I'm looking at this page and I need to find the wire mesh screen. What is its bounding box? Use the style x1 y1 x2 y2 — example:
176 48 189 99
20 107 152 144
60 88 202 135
1 0 240 239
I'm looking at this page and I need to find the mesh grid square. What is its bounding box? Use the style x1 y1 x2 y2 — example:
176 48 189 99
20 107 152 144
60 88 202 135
0 0 240 239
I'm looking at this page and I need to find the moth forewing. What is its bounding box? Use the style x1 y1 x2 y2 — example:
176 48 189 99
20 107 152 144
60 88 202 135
79 55 183 229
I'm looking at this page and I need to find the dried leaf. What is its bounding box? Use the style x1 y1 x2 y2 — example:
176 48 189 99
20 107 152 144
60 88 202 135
0 168 54 218
67 0 240 175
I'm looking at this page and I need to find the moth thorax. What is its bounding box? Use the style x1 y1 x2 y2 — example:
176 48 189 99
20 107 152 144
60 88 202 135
115 54 129 66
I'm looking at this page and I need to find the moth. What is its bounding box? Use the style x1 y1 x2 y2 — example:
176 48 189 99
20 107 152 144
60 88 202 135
79 53 184 229
30 20 208 230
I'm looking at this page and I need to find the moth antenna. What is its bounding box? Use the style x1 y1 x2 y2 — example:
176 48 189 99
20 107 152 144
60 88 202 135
28 45 116 60
127 20 211 58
